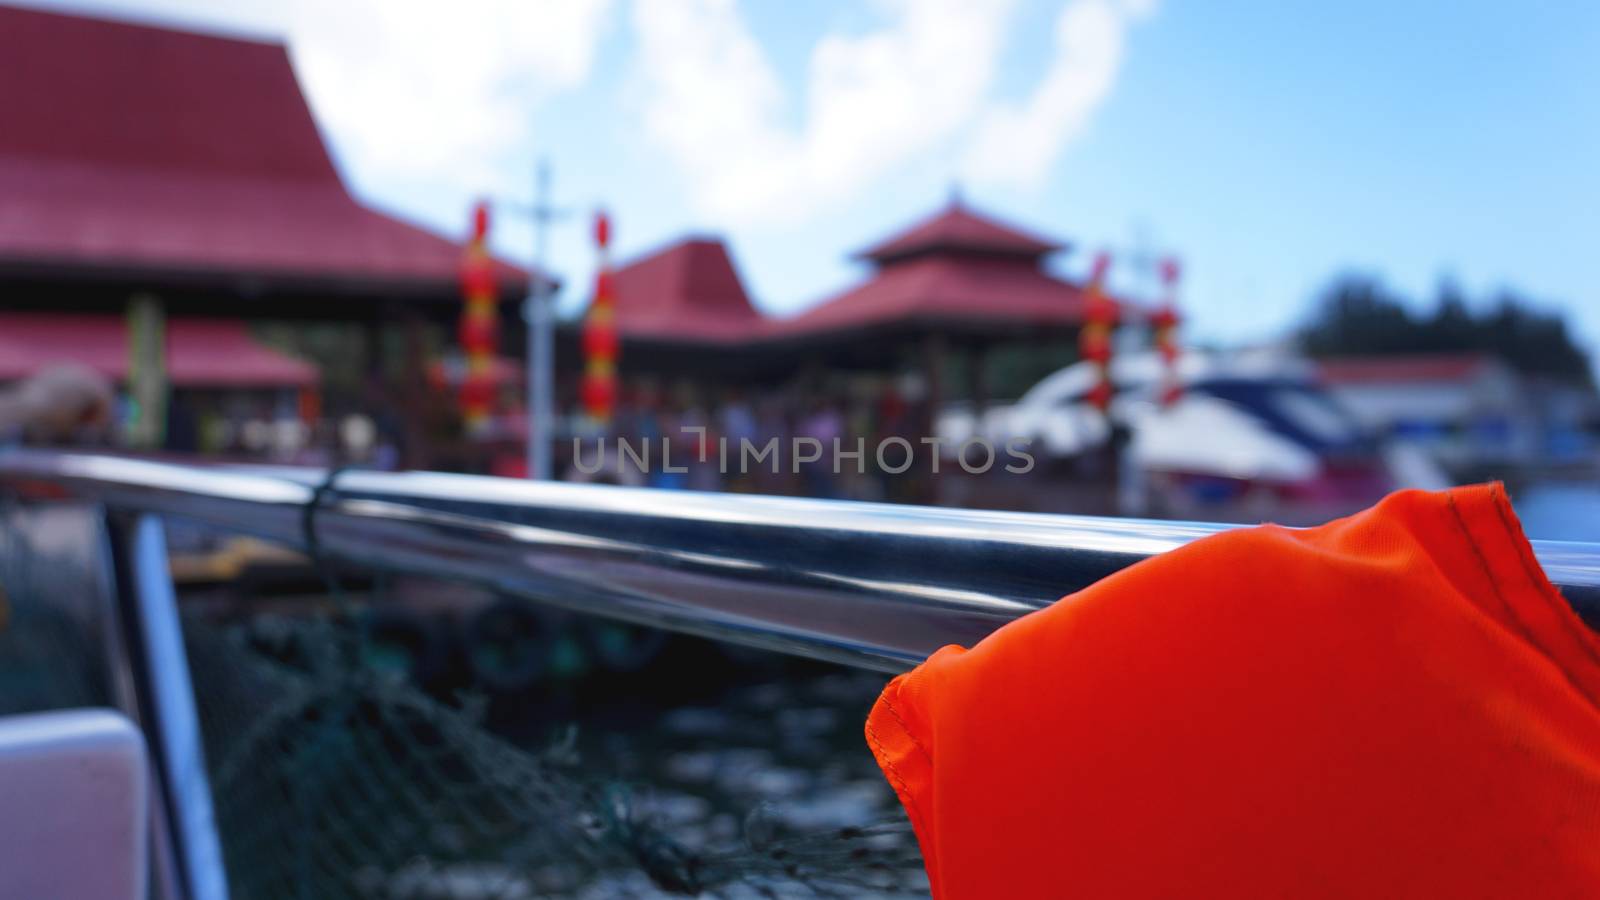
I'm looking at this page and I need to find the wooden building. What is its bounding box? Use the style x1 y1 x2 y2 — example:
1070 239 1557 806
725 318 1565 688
0 5 538 463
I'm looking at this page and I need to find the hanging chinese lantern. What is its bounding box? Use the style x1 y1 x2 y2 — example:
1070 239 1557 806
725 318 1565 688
459 201 498 435
1079 251 1117 411
581 210 618 422
1154 257 1183 407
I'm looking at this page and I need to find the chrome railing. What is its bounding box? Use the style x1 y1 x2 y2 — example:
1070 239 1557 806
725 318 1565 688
3 449 1599 900
5 450 1600 672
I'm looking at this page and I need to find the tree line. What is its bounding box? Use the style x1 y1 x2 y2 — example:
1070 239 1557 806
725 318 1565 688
1298 275 1594 387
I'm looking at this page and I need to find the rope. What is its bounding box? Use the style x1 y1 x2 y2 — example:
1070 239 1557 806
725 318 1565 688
298 464 366 669
299 463 350 586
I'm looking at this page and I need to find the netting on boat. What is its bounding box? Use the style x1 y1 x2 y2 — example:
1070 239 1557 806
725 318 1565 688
0 502 928 899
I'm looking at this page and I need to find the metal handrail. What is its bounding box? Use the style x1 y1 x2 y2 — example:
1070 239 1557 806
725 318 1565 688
3 449 1598 672
5 449 1599 900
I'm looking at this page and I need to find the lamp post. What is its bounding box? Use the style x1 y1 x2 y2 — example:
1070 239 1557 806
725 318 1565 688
459 168 564 480
507 159 571 480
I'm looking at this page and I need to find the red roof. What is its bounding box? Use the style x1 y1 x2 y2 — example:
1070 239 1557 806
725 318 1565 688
774 201 1091 339
0 314 318 387
0 5 529 295
1316 354 1500 385
585 203 1093 347
609 238 764 343
771 255 1090 338
855 201 1063 265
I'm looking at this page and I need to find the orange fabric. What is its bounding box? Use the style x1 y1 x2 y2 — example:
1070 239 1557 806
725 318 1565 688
867 485 1600 898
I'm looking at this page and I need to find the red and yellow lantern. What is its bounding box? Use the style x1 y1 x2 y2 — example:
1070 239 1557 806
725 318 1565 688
581 210 618 422
459 200 498 435
1154 257 1183 407
1079 251 1117 411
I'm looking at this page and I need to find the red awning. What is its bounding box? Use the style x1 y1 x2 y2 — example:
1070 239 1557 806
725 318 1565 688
0 314 317 388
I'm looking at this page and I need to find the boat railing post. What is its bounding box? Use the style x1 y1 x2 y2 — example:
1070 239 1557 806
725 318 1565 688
103 510 229 900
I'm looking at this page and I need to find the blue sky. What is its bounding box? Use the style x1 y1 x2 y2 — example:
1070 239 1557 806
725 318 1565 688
23 0 1600 363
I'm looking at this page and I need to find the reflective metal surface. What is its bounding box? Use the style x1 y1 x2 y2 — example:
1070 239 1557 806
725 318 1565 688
5 450 1599 673
103 513 229 900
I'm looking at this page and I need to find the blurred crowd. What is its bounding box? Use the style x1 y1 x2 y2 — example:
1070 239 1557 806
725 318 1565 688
0 363 401 469
561 378 935 502
0 363 955 505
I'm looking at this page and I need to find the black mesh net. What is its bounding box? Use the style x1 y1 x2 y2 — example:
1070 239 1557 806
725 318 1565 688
0 500 929 898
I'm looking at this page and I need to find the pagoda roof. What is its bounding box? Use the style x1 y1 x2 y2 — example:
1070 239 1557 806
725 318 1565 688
774 201 1100 341
769 254 1094 341
854 200 1064 266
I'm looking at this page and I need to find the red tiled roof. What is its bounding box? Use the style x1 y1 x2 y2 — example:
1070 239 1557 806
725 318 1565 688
0 313 318 387
0 4 529 295
590 204 1089 346
1316 354 1499 385
609 238 764 343
855 201 1063 265
769 254 1092 339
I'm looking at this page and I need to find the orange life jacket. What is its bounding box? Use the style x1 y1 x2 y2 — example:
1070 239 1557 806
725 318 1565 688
867 484 1600 898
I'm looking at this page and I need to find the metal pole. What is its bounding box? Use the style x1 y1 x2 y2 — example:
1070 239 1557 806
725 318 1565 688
525 160 554 481
103 510 230 900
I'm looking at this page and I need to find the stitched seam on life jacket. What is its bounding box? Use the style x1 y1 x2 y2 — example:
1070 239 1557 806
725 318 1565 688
1445 490 1600 712
1486 484 1600 680
868 678 931 836
865 715 923 827
881 682 935 768
1445 490 1543 651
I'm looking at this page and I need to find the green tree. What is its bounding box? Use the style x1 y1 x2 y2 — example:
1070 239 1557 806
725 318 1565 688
1298 275 1594 388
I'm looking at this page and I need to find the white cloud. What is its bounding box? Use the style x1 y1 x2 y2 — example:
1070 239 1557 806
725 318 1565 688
963 0 1156 187
630 0 1021 225
630 0 795 218
285 0 613 184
